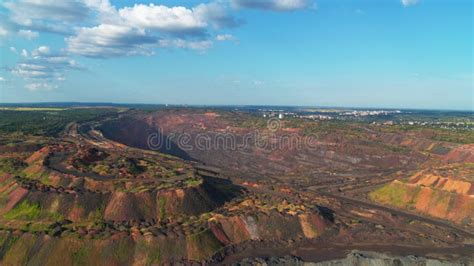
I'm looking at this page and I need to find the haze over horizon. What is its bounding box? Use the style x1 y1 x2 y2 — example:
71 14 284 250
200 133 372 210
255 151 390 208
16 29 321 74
0 0 472 110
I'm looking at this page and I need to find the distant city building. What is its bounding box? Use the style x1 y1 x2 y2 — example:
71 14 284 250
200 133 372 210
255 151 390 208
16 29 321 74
278 113 284 119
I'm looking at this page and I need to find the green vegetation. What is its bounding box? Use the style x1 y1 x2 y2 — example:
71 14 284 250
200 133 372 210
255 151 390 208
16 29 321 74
0 158 27 175
0 108 118 136
119 158 145 175
369 182 411 208
133 238 163 265
4 200 65 222
0 107 66 111
378 125 474 144
185 178 202 187
0 233 19 259
429 129 474 144
92 164 110 176
88 205 105 224
158 197 166 220
72 245 93 266
20 222 50 233
146 249 162 266
112 239 133 263
220 112 268 129
187 230 223 260
4 201 41 220
300 121 365 139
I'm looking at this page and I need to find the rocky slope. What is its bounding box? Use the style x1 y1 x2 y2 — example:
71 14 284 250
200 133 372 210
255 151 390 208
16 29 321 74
370 164 474 226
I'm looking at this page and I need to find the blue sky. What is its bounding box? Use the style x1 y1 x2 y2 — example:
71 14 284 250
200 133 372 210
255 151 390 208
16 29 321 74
0 0 472 110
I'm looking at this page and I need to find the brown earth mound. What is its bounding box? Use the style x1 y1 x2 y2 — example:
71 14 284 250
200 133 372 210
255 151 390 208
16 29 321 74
370 165 474 226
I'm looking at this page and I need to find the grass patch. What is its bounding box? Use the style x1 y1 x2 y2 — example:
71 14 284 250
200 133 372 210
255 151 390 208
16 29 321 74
72 245 92 266
158 197 166 221
185 178 202 187
369 182 410 208
4 201 41 220
0 158 27 175
4 200 65 222
92 164 110 176
146 249 162 266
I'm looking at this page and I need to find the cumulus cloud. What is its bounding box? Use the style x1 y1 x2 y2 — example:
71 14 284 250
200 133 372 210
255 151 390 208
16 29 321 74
0 77 5 82
232 0 312 11
401 0 419 6
118 4 208 35
194 2 243 29
117 2 240 36
18 29 39 39
3 0 90 34
66 24 157 58
83 0 117 19
32 46 50 55
4 0 89 23
11 46 82 90
66 1 241 58
3 0 243 60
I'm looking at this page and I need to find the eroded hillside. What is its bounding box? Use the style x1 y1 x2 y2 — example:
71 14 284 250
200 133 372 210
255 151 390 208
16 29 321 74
370 164 474 226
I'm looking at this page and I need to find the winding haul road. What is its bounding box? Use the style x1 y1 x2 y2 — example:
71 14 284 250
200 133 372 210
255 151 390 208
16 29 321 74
314 189 474 240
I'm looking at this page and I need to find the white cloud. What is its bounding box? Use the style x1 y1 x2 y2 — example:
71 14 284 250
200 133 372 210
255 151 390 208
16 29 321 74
117 2 239 36
66 24 157 58
21 49 29 57
3 0 89 34
401 0 419 7
216 34 234 41
12 46 81 90
194 2 242 29
0 26 9 37
4 0 88 23
232 0 312 11
0 77 5 82
25 82 57 91
159 39 213 51
32 46 50 56
4 1 241 60
118 4 207 34
65 1 238 58
10 47 17 53
83 0 116 18
18 29 39 39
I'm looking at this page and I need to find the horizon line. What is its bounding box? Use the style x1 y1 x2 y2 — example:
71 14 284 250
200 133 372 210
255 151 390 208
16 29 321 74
0 101 473 113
